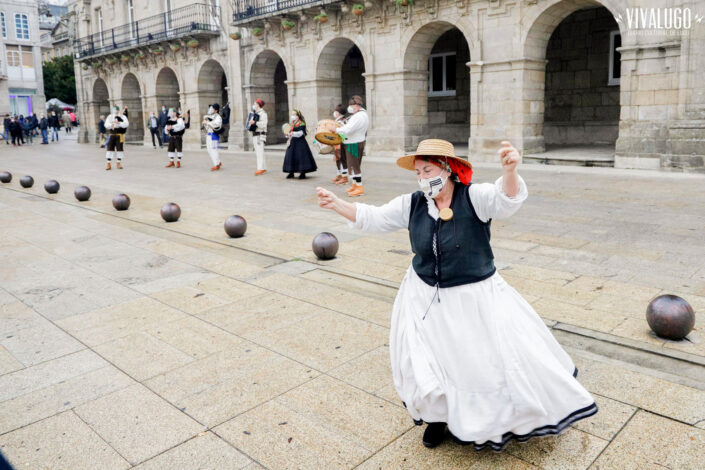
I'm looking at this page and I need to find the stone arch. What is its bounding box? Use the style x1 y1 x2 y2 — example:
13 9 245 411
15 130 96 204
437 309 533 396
92 78 111 141
315 37 367 121
120 73 144 143
249 49 289 143
197 59 229 144
155 67 181 111
521 0 625 160
402 21 473 148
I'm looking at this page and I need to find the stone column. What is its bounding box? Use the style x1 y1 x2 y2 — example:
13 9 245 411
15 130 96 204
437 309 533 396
141 94 158 147
179 90 202 150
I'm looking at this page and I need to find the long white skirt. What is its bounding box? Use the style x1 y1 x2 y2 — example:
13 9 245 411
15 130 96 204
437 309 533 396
390 266 598 451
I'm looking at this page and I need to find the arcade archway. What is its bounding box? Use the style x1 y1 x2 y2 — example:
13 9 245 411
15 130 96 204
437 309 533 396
120 73 144 143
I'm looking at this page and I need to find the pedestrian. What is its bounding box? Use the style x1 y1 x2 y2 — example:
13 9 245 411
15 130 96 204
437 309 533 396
9 116 22 146
202 103 223 171
69 110 77 128
316 139 598 450
17 115 25 144
39 113 49 144
330 104 349 185
248 98 268 175
282 109 317 179
164 108 185 168
146 111 162 149
158 105 169 145
22 118 33 144
2 114 10 144
97 115 107 148
48 111 60 142
104 106 129 170
62 111 72 134
30 113 39 138
336 95 369 197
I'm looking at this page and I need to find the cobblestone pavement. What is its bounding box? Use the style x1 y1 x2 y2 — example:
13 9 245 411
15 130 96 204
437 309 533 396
1 135 704 469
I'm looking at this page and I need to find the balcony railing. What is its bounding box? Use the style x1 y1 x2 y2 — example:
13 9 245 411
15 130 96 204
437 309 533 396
232 0 340 22
74 3 221 60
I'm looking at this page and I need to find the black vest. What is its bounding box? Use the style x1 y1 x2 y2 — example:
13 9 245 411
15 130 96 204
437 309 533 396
166 118 184 136
112 116 127 134
408 183 496 288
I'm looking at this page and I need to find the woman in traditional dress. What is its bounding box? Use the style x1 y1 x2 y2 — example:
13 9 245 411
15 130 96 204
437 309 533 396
283 110 317 179
316 139 598 450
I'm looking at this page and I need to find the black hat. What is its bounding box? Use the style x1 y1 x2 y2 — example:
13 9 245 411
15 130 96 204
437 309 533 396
210 103 220 111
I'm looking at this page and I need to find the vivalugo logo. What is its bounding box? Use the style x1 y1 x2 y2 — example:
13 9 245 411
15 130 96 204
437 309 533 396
615 8 704 36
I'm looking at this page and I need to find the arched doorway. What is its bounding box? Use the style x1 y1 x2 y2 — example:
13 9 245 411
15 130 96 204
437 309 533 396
403 23 471 149
155 67 181 111
120 73 144 144
316 38 366 120
92 78 110 141
523 2 623 165
250 50 288 144
197 59 228 144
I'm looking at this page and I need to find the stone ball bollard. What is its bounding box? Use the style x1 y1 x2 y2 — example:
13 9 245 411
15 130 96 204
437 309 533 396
74 186 91 202
312 232 339 260
160 202 181 223
646 294 695 340
0 172 11 183
112 194 131 211
20 176 34 188
44 180 60 194
224 215 247 238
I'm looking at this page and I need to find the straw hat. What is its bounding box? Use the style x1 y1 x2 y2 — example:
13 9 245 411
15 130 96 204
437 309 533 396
396 139 472 172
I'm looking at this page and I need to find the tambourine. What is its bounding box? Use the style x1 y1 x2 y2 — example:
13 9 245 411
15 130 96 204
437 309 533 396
282 123 292 135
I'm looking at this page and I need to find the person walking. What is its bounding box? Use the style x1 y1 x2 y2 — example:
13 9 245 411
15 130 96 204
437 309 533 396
336 95 369 197
158 105 169 145
282 109 317 179
146 111 162 149
62 111 72 134
69 110 77 128
9 116 22 146
2 114 10 144
39 114 49 144
98 115 107 148
248 98 268 175
22 117 33 144
48 111 60 142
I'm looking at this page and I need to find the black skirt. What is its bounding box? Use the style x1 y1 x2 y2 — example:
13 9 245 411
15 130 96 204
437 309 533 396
283 126 317 174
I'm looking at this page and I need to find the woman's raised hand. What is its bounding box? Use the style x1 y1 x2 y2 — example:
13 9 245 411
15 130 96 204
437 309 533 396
316 187 337 209
498 141 521 172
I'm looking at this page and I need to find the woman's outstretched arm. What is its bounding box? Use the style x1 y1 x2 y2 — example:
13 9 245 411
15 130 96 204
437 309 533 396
317 187 357 222
317 187 412 233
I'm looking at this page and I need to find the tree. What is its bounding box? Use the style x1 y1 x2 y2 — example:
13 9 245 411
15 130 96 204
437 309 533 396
43 55 77 104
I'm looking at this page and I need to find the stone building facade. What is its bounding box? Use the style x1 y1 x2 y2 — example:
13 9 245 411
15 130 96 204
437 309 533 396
71 0 705 171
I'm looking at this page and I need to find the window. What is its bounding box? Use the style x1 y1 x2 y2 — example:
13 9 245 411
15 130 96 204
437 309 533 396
1 12 6 39
5 44 34 80
428 52 457 97
96 8 104 46
6 46 20 67
609 30 621 86
164 0 173 29
127 0 135 38
15 13 29 40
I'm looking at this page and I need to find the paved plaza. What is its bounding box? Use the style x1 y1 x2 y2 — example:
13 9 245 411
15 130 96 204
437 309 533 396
1 136 705 469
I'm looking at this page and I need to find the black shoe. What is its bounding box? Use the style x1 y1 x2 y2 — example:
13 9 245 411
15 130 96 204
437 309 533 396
298 173 307 179
422 422 446 448
286 173 295 179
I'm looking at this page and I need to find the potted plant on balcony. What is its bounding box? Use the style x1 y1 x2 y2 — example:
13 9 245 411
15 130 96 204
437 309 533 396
229 32 242 40
252 27 264 37
396 0 413 6
153 46 165 56
170 43 181 52
352 4 365 15
186 38 200 48
135 51 145 60
81 63 89 71
90 62 101 70
105 56 117 65
314 12 328 23
281 20 295 31
120 55 130 63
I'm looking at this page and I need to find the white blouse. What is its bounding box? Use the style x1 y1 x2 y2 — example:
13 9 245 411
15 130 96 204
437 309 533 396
348 175 528 233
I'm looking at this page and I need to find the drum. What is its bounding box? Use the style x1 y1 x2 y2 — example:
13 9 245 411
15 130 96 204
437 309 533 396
315 119 342 145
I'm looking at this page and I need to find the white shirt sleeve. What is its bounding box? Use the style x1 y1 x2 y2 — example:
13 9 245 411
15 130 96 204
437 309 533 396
291 130 304 138
468 174 528 222
347 193 412 233
119 116 129 128
337 113 364 136
256 111 268 131
173 118 185 132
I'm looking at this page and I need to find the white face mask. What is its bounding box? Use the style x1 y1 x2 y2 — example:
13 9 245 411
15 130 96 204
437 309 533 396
208 106 215 115
111 109 118 116
162 107 166 111
290 114 298 122
252 104 258 111
347 106 355 114
418 171 448 199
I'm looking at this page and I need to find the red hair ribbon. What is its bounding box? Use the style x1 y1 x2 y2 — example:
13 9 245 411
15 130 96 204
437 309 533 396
423 156 473 185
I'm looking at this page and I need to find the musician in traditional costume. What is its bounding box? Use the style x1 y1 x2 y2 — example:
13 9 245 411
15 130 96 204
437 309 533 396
316 139 598 450
331 104 349 185
164 108 185 168
104 106 128 170
249 98 268 176
336 95 368 196
202 103 223 171
282 110 317 179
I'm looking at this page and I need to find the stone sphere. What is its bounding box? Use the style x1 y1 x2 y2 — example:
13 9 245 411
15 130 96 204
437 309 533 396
224 215 247 238
20 176 34 188
646 294 695 340
0 172 11 183
112 194 131 211
74 186 91 202
44 180 60 194
312 232 339 260
160 202 181 222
